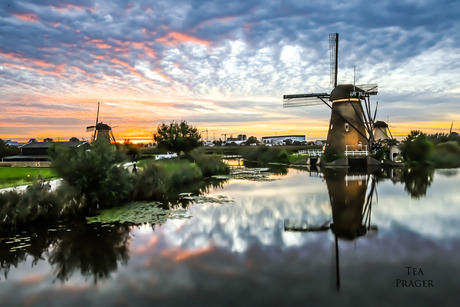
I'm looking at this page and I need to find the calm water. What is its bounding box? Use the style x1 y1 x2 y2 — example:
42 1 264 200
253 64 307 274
1 166 459 306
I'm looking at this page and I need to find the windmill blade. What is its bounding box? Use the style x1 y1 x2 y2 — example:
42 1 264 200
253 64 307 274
372 101 379 123
283 93 330 108
329 33 338 87
356 84 378 95
95 102 100 125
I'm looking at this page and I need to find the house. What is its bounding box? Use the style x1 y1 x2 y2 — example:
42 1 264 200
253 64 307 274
2 141 88 162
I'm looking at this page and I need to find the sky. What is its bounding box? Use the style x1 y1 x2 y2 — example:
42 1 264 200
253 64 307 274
1 0 460 143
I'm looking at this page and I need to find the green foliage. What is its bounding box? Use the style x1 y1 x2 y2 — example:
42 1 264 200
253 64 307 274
189 148 230 177
244 136 259 145
427 132 460 145
241 146 290 164
153 120 201 156
0 139 20 158
429 141 460 167
133 159 202 200
50 140 134 212
0 181 61 229
401 130 433 165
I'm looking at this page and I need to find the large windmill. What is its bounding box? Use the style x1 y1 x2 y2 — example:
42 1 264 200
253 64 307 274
283 33 379 157
86 102 116 143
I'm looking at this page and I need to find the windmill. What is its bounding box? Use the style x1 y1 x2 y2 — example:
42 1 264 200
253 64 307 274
373 120 394 141
283 33 379 157
86 102 116 143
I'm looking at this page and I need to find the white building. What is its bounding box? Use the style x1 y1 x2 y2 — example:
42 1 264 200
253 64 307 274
261 135 306 145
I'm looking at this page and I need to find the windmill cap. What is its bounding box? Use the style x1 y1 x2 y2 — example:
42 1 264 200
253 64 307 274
330 84 364 101
96 123 111 130
374 121 388 128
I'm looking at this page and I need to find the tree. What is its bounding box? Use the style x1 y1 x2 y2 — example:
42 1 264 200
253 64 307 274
245 136 259 145
153 121 201 156
401 130 433 164
0 139 20 158
69 137 80 142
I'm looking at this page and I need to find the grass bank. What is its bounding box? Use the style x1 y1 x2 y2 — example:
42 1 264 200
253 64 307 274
0 167 57 188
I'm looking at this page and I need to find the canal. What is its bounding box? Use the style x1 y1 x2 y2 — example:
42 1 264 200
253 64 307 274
1 165 459 306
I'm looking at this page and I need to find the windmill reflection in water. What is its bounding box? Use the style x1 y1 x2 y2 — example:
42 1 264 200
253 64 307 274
284 169 378 291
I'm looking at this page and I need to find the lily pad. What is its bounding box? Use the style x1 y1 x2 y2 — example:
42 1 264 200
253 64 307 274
86 201 169 225
181 194 233 204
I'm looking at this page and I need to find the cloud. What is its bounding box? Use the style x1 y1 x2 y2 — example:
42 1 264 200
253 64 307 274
1 0 460 140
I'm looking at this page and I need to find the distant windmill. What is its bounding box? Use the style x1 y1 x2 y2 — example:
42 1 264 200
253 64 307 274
283 33 379 156
86 102 116 143
373 120 394 141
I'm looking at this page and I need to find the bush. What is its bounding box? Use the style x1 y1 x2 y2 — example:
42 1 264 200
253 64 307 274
241 147 290 164
189 148 230 177
50 140 134 212
133 159 202 200
0 181 62 229
429 141 460 167
402 131 434 165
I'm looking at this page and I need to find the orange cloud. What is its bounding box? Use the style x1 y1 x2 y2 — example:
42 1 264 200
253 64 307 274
1 52 66 77
97 43 112 49
12 12 39 22
86 39 112 49
157 32 212 46
49 4 96 13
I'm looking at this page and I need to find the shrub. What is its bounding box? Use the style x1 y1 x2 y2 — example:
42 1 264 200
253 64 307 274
50 140 134 212
133 159 202 200
401 131 434 165
241 147 291 164
429 141 460 167
189 148 230 177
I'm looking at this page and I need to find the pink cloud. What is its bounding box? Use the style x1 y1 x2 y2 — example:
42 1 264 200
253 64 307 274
12 12 39 22
157 31 212 46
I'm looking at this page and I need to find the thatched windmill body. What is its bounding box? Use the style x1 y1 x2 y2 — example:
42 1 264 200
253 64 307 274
86 102 116 143
283 33 379 157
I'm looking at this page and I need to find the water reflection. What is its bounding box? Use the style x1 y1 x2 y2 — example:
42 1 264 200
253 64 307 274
400 167 434 199
0 223 131 284
285 169 378 290
48 223 130 283
1 165 459 306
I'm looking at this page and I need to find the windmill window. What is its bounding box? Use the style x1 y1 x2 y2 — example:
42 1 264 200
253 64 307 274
344 123 349 131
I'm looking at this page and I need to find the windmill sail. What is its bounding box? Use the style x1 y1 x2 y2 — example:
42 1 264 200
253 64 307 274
329 33 339 87
283 93 329 107
356 84 378 95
